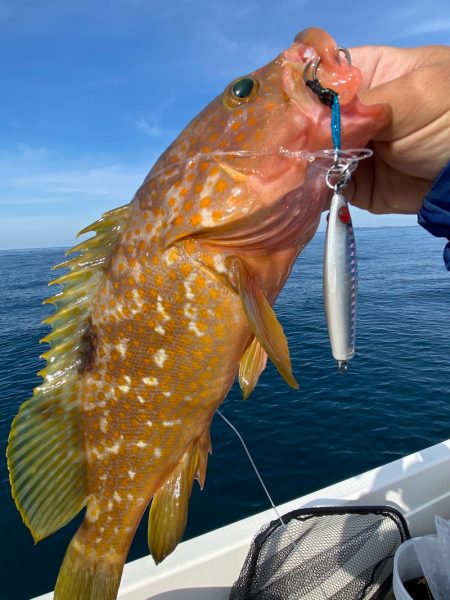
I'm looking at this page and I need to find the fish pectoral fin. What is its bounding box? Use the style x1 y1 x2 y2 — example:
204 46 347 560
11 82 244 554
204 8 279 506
148 431 211 564
229 256 298 390
7 380 88 543
239 337 268 399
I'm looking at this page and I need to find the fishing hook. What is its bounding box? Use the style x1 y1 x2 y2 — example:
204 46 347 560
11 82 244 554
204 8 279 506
302 46 352 87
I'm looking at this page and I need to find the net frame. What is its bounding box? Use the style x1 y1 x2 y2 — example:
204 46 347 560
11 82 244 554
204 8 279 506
230 504 411 600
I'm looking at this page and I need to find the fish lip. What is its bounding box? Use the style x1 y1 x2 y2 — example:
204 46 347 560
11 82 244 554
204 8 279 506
283 30 361 107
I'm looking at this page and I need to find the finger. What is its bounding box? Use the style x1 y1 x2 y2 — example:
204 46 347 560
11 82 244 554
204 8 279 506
350 154 431 214
349 45 442 89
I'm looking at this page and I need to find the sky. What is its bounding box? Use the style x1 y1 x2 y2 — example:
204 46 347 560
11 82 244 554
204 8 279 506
1 0 449 249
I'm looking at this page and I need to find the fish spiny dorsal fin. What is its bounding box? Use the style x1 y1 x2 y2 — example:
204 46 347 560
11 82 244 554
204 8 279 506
227 256 299 390
239 336 268 399
7 204 131 543
148 430 211 564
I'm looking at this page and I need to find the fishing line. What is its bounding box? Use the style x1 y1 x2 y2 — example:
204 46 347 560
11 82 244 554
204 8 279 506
216 409 285 527
217 409 332 599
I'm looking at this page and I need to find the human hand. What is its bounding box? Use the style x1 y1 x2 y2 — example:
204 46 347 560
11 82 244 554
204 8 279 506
347 44 450 214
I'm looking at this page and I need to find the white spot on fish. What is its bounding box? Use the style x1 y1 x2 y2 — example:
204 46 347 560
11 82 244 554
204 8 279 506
107 501 113 512
124 375 131 384
131 263 143 280
163 248 179 265
138 395 145 404
86 497 100 522
116 340 128 358
132 288 143 310
114 527 120 535
128 470 136 480
163 420 181 427
183 273 197 300
113 491 122 503
200 208 215 227
99 473 107 481
146 420 153 427
154 348 167 368
155 324 165 335
119 384 129 393
157 296 171 321
136 441 147 448
163 391 172 397
154 447 162 458
100 417 108 433
142 376 158 386
188 321 204 337
184 303 197 319
213 255 227 273
107 442 121 454
127 493 134 501
105 548 121 561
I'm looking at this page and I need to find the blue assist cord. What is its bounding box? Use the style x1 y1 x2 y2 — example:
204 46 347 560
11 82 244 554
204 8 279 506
304 75 341 151
331 94 341 152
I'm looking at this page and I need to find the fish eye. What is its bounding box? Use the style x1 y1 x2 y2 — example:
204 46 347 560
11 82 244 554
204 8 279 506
223 76 259 108
232 78 255 99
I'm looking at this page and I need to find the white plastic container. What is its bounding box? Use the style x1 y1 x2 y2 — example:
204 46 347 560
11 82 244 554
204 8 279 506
393 538 424 599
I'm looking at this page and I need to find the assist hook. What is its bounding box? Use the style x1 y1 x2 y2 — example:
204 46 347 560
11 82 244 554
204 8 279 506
303 47 352 108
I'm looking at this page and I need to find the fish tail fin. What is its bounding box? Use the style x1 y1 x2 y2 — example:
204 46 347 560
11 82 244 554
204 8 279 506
54 532 124 600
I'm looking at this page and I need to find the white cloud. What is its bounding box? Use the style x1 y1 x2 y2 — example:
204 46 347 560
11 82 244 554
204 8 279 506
381 0 450 41
5 164 145 199
133 114 164 137
400 16 450 37
0 145 158 248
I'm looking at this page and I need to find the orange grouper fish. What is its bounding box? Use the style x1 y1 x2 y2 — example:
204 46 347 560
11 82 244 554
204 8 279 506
7 27 389 600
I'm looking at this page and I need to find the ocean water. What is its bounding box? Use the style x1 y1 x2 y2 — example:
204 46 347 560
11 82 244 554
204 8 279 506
1 226 449 600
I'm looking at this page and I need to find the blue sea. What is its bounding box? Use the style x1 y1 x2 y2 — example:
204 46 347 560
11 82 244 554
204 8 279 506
1 226 450 600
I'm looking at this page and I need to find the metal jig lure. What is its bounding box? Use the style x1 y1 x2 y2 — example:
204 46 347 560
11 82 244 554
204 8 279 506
303 46 359 373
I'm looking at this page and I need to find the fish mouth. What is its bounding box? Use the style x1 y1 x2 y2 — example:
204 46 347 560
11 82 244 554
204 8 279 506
282 28 390 150
283 27 362 107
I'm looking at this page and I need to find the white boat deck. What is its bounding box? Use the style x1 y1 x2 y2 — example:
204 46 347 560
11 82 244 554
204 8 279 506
35 439 450 599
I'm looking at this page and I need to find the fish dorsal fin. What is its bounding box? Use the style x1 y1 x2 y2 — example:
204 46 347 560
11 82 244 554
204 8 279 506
228 256 298 390
148 429 211 564
239 337 268 399
7 204 130 543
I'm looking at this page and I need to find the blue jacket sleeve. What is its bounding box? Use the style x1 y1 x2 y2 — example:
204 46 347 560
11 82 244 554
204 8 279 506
418 161 450 270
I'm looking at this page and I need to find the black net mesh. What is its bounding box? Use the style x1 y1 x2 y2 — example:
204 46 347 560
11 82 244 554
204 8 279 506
230 505 410 600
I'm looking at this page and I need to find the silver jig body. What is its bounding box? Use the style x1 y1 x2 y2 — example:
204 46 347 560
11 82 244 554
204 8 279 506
323 187 357 373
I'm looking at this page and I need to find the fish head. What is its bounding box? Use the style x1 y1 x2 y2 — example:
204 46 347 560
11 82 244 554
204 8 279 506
215 26 389 157
143 27 389 295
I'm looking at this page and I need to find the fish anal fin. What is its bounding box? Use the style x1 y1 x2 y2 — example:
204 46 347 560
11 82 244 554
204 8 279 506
239 337 268 399
148 431 210 564
228 256 298 390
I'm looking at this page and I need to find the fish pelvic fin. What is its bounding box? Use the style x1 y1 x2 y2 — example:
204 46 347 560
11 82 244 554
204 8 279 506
239 336 268 399
229 256 298 390
7 204 130 543
54 532 123 600
148 429 211 564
